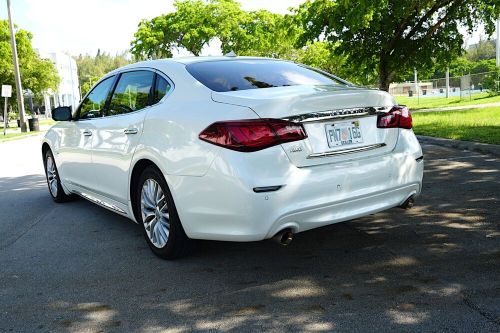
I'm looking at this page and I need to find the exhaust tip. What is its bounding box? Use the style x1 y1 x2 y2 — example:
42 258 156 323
272 229 294 246
400 195 415 209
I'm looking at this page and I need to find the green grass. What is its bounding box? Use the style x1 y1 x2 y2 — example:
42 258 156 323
412 107 500 145
396 92 500 110
0 131 40 142
0 118 55 142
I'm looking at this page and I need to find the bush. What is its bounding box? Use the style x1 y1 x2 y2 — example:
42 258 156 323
8 111 18 121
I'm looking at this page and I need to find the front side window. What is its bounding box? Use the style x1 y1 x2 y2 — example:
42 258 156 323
78 76 115 120
108 71 154 116
185 60 346 92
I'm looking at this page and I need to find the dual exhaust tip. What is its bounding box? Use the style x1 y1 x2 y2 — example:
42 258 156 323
272 229 294 246
400 195 415 209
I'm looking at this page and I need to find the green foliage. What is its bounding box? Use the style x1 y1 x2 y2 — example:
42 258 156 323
75 51 131 96
296 0 499 90
467 39 496 61
131 0 301 60
0 20 60 110
132 0 218 58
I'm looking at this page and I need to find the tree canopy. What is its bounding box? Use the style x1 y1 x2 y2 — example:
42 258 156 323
467 39 496 62
131 0 301 59
296 0 499 90
0 20 59 110
130 0 499 90
75 50 132 96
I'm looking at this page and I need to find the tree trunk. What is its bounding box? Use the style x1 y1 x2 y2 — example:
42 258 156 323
378 57 394 92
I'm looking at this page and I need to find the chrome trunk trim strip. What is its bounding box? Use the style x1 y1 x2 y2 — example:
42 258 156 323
307 143 387 159
284 107 391 124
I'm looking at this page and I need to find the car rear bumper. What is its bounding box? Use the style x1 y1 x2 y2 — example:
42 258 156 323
168 130 423 241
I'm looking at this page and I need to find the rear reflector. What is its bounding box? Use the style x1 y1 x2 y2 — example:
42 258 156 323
199 119 307 152
377 106 412 129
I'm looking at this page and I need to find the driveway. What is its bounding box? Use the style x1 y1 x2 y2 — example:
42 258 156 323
0 135 499 332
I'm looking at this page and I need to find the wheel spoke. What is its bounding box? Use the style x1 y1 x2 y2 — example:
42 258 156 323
46 156 58 197
140 178 171 248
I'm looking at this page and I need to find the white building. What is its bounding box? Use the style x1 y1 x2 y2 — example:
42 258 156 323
44 52 80 113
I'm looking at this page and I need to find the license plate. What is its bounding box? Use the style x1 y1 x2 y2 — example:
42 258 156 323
325 121 363 147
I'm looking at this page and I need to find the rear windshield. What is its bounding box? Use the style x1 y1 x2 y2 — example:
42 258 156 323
185 59 346 92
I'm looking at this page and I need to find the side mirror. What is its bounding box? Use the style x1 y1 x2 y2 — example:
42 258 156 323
52 106 72 121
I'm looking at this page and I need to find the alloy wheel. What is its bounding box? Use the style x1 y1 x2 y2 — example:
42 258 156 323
46 155 58 197
140 179 170 248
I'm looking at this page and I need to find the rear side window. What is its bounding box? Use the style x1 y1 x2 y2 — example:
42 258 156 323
152 75 172 104
108 71 154 116
186 60 345 92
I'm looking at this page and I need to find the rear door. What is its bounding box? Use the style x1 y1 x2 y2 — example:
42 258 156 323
88 70 162 204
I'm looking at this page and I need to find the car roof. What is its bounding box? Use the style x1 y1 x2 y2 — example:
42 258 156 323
106 56 287 76
118 56 287 69
169 56 282 65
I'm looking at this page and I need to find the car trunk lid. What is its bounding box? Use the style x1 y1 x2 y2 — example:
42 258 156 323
211 85 400 167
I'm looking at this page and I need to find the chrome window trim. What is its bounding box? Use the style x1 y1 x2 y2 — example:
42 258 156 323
75 67 175 121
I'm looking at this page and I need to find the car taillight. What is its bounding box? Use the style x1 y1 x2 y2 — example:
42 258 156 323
377 106 412 129
199 118 307 152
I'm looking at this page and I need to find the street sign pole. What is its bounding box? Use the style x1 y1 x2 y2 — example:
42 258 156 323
2 85 12 136
3 97 7 136
6 0 27 132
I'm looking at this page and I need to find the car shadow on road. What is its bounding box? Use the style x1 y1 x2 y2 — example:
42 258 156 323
1 145 499 332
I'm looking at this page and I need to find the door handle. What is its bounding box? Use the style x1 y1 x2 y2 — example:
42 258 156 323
82 129 92 137
124 128 139 135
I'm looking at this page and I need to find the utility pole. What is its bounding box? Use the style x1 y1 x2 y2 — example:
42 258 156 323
414 68 419 105
6 0 27 132
445 67 450 99
496 19 500 67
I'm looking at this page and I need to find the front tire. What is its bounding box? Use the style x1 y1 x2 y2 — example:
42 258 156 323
135 166 195 259
43 149 73 203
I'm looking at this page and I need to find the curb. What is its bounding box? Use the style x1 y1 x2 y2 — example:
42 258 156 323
417 135 500 157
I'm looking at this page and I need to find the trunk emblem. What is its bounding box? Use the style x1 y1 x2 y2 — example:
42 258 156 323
289 146 303 153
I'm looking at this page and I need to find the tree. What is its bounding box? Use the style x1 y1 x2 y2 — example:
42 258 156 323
130 0 301 60
467 38 496 61
132 0 219 59
75 51 132 95
296 0 500 91
0 20 60 110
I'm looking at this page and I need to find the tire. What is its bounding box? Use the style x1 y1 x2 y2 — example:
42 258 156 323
135 166 196 259
43 149 74 203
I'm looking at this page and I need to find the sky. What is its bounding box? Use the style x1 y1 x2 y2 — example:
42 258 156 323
0 0 490 57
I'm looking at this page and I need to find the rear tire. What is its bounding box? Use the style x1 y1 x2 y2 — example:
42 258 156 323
135 166 196 259
43 149 74 203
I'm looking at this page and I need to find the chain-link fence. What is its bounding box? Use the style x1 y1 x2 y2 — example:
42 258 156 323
389 71 499 98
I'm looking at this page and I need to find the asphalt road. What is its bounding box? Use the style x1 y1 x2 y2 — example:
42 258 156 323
0 135 499 333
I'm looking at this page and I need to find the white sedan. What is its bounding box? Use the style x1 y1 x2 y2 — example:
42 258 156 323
42 57 423 259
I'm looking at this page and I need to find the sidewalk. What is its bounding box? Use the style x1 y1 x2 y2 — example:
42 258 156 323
413 102 500 113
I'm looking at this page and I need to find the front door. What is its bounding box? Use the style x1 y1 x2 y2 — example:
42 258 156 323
57 75 116 191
